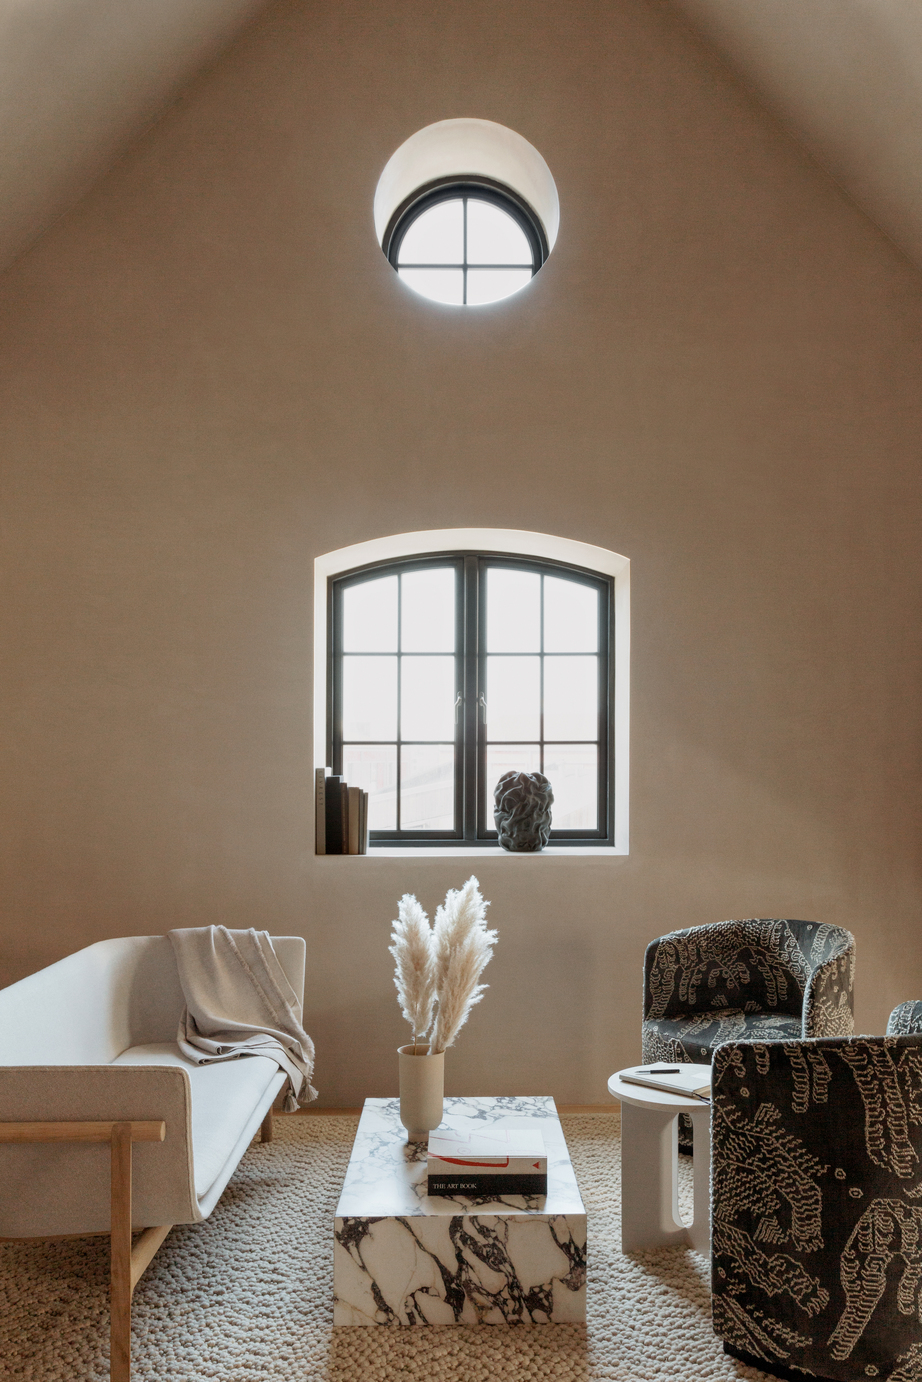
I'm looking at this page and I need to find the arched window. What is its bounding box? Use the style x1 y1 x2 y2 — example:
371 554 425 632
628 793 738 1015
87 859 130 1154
374 119 559 310
383 178 547 307
321 538 626 849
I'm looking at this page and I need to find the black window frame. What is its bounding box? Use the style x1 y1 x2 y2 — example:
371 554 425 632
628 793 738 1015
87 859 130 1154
328 551 615 849
382 176 549 306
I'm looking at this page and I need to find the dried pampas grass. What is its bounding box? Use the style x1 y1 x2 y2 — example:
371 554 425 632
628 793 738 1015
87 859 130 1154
389 877 497 1056
389 893 436 1052
429 877 498 1055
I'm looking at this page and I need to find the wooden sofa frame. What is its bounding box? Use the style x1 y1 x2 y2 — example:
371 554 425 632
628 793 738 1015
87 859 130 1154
0 1105 274 1379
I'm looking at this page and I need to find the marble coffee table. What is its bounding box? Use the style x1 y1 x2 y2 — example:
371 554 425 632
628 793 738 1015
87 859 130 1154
333 1095 586 1325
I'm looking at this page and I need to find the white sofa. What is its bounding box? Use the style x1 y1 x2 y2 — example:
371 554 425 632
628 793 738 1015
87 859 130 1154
0 932 306 1378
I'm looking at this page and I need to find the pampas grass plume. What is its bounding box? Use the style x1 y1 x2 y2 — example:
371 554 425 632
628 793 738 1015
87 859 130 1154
429 876 498 1055
388 893 435 1052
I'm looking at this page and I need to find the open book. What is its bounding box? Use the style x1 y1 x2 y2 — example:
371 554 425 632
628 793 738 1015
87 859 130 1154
619 1065 711 1100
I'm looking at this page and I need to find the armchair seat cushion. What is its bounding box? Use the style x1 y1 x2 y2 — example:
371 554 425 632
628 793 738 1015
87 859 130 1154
112 1043 282 1200
643 1009 802 1064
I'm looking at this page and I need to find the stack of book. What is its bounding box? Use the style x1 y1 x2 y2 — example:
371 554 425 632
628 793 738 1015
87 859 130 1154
315 768 369 855
427 1128 548 1197
619 1065 711 1101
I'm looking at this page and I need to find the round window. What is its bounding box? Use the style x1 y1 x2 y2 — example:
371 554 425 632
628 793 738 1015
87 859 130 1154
383 178 548 307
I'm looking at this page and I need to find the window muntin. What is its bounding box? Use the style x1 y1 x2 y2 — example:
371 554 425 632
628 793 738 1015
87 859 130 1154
337 561 460 833
384 179 547 308
330 554 612 846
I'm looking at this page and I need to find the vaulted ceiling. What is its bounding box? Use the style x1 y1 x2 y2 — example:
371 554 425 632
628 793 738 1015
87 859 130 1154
674 0 922 269
1 0 921 274
0 0 268 271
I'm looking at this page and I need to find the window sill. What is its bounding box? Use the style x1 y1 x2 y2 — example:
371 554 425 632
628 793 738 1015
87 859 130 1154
319 845 627 858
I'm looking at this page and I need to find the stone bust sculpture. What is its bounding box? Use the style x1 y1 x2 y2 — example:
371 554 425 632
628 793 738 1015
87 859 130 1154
493 771 554 852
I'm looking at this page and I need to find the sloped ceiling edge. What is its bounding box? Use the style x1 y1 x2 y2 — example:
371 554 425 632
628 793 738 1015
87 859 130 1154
675 0 922 271
0 0 269 274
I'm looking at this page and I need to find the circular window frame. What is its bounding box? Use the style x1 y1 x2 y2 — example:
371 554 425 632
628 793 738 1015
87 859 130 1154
383 175 549 275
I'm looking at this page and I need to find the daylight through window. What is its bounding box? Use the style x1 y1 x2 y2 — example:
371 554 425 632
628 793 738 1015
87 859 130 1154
329 554 613 846
384 182 547 307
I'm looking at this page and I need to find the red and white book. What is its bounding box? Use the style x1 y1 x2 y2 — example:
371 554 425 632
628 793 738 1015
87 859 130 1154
427 1128 547 1197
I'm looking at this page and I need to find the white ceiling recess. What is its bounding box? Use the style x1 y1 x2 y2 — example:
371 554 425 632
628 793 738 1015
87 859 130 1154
675 0 922 270
0 0 268 272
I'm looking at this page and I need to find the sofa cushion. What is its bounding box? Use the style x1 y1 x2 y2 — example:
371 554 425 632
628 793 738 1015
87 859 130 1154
112 1043 278 1199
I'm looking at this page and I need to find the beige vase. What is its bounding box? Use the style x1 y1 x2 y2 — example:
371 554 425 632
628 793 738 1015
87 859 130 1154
398 1044 445 1141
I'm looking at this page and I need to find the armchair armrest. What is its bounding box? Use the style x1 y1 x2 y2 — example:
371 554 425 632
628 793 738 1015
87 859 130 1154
888 1000 922 1035
801 928 855 1037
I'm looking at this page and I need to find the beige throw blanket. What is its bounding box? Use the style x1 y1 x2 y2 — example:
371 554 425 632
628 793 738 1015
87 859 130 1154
168 926 317 1112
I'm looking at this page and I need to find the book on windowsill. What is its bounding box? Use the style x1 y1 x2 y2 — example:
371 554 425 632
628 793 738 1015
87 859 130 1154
347 786 361 855
619 1065 711 1100
358 790 368 853
315 768 331 855
324 775 345 854
427 1128 547 1197
319 772 369 854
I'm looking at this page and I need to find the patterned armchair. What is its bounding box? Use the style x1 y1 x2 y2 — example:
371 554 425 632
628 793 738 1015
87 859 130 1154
643 918 855 1149
711 1012 922 1382
642 918 856 1063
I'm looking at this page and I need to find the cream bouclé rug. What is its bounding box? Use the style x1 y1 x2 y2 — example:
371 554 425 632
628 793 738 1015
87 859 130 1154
1 1112 772 1381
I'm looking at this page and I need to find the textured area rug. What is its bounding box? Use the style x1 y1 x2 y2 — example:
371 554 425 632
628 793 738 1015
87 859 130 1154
0 1113 771 1381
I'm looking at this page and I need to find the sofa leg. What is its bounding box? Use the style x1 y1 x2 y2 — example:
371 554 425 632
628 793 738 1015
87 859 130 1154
261 1109 274 1143
0 1119 167 1382
131 1224 172 1292
110 1124 133 1382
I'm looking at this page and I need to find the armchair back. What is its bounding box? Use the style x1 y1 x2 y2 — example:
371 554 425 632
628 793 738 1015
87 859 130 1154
711 1031 922 1382
643 918 854 1037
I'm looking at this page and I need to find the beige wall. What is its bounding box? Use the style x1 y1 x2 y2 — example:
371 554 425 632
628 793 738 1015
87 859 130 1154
0 0 920 1104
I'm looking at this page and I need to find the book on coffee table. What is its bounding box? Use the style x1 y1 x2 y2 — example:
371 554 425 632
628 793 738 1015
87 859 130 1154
427 1128 548 1197
619 1065 711 1100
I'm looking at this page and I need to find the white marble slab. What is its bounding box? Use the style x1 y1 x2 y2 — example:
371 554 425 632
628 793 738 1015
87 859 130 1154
333 1096 586 1326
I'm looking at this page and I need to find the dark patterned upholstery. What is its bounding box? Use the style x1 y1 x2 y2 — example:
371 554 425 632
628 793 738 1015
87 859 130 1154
643 919 855 1149
643 919 855 1064
888 1002 922 1036
711 1023 922 1382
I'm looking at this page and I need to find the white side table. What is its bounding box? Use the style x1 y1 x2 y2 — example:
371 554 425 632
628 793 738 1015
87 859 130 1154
607 1065 711 1255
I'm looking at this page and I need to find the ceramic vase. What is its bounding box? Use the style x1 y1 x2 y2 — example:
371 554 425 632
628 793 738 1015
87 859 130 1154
494 769 554 851
398 1044 444 1141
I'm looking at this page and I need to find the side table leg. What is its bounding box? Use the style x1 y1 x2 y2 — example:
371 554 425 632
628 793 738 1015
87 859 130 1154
686 1105 711 1256
620 1103 687 1251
